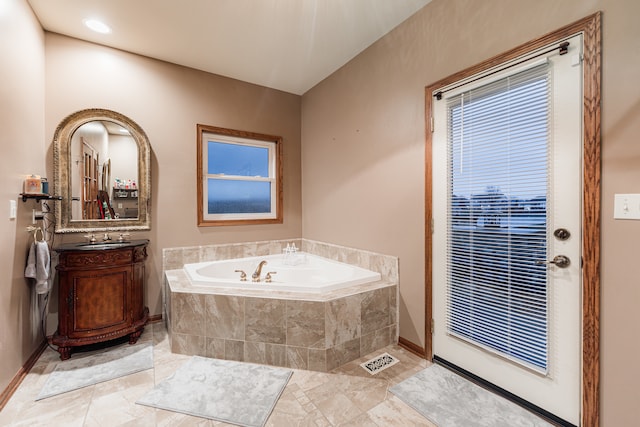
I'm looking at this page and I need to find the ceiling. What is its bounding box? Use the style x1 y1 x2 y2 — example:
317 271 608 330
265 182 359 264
27 0 431 95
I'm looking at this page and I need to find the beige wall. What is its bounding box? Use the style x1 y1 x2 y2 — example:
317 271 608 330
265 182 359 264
0 0 46 394
44 34 303 320
301 0 639 424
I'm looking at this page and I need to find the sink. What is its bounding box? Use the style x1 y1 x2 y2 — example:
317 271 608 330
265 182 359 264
75 241 132 249
54 239 149 252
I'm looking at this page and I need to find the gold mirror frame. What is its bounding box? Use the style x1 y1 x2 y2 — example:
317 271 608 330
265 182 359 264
53 108 151 233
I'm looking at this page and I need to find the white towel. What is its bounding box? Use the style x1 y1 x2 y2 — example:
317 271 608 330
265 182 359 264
25 241 51 294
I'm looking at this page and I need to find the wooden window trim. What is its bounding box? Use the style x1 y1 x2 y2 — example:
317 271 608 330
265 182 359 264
424 12 601 426
197 124 283 227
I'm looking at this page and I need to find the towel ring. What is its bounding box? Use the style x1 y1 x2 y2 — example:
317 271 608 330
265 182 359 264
33 227 44 242
26 225 46 242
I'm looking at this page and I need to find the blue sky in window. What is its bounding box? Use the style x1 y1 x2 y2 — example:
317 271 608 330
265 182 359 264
208 141 268 177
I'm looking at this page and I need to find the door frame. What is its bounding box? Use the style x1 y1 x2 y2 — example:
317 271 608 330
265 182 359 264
424 13 601 427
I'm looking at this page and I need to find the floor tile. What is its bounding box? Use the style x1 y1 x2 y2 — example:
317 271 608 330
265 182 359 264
2 321 432 426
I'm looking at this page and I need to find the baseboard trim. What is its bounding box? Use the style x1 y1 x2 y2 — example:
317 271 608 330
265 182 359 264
148 313 162 323
398 336 426 358
0 340 47 411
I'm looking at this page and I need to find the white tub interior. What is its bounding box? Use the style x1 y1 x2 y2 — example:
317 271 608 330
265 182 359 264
183 252 381 293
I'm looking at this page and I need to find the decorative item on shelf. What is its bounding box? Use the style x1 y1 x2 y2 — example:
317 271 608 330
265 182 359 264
113 177 137 190
41 178 49 194
23 175 42 194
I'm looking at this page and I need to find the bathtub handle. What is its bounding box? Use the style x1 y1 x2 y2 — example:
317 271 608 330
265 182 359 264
265 271 277 283
234 270 247 281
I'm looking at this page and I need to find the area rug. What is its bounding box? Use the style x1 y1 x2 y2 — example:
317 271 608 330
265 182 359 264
389 364 553 427
36 342 153 401
136 356 292 427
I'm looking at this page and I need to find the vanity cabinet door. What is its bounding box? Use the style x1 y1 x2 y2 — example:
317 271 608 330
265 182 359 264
67 265 131 338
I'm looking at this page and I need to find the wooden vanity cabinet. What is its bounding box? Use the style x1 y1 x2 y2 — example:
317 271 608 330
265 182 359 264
51 240 149 360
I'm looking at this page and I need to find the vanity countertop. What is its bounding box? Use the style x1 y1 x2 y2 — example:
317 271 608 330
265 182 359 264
54 239 149 252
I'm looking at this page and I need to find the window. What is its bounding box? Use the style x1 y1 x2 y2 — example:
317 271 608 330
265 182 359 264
197 124 282 226
445 62 551 371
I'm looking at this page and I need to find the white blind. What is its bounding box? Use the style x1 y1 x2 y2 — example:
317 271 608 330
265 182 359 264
445 62 550 372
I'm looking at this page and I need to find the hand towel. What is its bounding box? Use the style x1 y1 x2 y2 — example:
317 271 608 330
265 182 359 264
25 241 51 294
35 241 51 294
25 242 37 279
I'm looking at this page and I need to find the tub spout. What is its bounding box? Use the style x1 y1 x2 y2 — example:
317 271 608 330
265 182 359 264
252 260 268 282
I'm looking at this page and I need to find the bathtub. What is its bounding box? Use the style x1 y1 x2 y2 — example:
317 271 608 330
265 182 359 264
183 252 381 293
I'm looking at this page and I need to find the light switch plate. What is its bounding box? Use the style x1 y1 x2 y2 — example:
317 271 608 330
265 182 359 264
9 200 17 219
614 194 640 220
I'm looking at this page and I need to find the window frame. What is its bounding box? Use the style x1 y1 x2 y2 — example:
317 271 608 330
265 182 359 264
197 124 283 226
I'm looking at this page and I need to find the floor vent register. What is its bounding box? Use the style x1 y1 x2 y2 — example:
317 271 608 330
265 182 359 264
360 353 400 375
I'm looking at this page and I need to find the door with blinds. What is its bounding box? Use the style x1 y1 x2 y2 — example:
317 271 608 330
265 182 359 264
431 34 583 425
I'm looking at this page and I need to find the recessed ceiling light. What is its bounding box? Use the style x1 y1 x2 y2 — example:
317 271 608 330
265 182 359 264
83 19 111 34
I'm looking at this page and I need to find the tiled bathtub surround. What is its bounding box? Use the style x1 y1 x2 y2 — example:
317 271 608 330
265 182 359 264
163 239 399 372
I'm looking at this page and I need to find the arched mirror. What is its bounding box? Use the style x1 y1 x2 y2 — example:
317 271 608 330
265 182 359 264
53 109 151 233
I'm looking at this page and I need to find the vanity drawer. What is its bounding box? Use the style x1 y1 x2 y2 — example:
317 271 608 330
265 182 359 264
59 248 133 269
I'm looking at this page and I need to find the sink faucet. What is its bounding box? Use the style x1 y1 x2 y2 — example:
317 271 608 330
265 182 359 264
252 260 268 282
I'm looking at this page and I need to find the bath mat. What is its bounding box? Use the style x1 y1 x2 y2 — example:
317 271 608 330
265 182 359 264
37 342 153 400
360 352 399 375
389 364 553 427
136 356 292 427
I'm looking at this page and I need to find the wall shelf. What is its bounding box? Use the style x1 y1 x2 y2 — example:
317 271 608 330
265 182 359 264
20 193 63 202
112 188 139 199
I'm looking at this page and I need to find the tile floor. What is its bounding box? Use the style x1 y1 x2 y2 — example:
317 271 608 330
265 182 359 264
0 321 435 426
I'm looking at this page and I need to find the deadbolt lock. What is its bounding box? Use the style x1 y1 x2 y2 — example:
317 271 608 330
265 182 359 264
553 228 571 241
